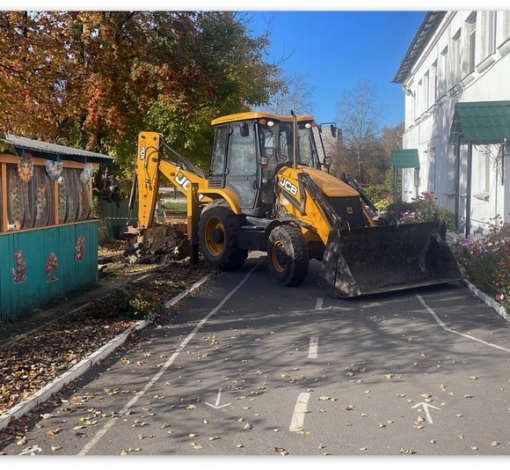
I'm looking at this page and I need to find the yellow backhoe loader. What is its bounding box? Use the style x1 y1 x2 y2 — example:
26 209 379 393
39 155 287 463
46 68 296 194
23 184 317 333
125 111 463 298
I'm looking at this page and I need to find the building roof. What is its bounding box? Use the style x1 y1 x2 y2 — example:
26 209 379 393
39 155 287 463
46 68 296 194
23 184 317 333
1 133 114 164
392 11 446 84
450 101 510 144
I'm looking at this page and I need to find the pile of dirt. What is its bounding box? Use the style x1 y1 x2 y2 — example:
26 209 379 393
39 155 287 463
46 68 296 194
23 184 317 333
96 225 192 281
123 226 190 265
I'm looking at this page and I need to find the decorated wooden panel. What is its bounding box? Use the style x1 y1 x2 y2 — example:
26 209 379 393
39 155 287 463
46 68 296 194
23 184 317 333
0 220 98 321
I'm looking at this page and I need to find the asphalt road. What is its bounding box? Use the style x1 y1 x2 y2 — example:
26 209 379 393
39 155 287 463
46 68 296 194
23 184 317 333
2 253 510 457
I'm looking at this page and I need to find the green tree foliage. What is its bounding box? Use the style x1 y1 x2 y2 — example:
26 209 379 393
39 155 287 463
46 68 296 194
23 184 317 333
0 11 281 173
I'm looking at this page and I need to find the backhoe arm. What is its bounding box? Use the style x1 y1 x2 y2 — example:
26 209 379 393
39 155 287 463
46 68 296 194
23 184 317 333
135 132 208 229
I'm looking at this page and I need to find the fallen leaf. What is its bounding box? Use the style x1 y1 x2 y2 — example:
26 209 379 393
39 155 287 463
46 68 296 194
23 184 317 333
400 448 415 454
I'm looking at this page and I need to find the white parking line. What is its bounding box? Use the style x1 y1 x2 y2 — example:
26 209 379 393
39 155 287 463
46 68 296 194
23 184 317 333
78 260 262 455
289 392 310 432
308 336 319 359
415 292 510 354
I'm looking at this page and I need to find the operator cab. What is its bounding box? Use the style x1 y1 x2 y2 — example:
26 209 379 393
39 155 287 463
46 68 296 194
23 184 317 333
209 112 323 217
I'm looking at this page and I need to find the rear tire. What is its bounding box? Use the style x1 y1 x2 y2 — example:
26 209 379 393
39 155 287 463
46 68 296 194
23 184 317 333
198 199 248 271
267 224 309 286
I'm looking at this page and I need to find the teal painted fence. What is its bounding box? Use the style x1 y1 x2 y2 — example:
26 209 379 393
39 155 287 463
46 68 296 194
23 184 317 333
0 220 98 322
102 200 138 239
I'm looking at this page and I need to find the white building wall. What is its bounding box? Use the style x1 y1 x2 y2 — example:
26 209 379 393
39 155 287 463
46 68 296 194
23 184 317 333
401 11 510 233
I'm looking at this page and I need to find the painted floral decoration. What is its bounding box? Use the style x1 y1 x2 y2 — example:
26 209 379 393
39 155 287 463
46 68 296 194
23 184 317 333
45 252 59 282
12 250 27 284
18 153 34 182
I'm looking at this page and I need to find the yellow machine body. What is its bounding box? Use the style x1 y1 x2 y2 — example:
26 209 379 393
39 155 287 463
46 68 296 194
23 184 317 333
128 113 463 298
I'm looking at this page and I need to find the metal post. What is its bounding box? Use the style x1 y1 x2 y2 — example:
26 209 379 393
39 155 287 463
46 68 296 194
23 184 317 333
465 141 473 237
454 134 461 232
393 165 397 202
187 183 200 265
291 110 298 169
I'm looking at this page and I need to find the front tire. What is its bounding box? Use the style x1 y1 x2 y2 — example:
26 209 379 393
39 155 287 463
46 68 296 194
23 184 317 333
267 224 309 287
198 199 247 271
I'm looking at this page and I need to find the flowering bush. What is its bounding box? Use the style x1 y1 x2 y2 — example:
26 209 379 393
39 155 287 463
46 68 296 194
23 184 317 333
384 192 455 229
450 215 510 310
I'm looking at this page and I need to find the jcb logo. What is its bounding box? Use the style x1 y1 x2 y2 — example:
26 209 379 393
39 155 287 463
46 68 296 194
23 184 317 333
175 173 204 200
175 172 191 191
279 177 298 196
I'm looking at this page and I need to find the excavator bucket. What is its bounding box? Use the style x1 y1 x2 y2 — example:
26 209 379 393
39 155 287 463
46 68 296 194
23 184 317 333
318 221 464 298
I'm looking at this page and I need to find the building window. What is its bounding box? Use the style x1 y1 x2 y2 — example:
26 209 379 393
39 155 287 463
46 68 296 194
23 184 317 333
423 71 430 110
451 29 461 85
439 46 448 96
502 11 510 43
431 60 438 103
465 13 477 74
481 11 497 58
489 11 497 54
417 79 423 117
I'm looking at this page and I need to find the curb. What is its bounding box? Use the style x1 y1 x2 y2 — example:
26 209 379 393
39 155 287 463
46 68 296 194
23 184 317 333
0 272 215 432
462 279 510 324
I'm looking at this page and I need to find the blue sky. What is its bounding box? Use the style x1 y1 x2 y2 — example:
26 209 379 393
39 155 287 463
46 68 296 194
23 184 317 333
245 10 426 129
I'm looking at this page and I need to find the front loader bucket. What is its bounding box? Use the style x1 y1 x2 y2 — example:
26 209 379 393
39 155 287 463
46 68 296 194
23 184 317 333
318 221 464 298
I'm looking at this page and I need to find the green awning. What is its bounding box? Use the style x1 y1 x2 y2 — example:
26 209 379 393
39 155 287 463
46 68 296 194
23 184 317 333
450 101 510 144
392 148 419 168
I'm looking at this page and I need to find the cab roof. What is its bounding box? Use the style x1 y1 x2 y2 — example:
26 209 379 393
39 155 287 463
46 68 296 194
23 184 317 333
211 111 315 126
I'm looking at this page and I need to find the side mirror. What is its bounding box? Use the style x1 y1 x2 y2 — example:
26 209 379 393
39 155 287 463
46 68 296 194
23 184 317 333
240 122 249 137
323 156 332 168
330 125 337 138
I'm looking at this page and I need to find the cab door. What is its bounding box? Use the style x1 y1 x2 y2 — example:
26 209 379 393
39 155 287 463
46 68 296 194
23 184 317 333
209 121 260 214
225 121 258 213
